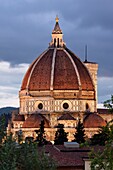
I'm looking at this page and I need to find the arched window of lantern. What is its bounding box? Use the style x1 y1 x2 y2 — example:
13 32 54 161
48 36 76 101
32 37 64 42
57 38 59 47
86 103 90 111
54 38 56 47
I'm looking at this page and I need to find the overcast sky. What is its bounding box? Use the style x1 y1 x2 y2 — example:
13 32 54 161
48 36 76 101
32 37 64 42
0 0 113 108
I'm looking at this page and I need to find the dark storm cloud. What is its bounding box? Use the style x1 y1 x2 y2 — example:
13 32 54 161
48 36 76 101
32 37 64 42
0 0 113 106
0 0 113 77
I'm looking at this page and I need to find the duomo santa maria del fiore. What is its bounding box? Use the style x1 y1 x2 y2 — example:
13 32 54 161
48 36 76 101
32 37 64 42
8 17 112 141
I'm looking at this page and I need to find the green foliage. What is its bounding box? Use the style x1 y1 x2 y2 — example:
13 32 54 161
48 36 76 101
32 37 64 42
54 124 68 145
17 141 39 170
17 141 56 170
91 126 109 146
80 140 90 148
0 137 56 170
0 119 56 170
0 115 6 144
36 149 57 170
90 142 113 170
35 120 48 146
73 119 86 144
90 120 113 170
104 95 113 113
91 120 113 146
0 134 17 170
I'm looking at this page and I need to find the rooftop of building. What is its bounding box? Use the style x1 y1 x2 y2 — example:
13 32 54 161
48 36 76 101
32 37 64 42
38 143 104 168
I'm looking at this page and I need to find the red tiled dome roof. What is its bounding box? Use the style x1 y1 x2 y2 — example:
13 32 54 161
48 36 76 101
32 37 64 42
21 47 94 92
83 113 106 128
21 17 95 93
22 114 50 128
13 115 25 121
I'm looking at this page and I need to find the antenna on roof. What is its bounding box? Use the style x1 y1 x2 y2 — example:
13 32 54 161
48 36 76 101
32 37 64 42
85 45 88 62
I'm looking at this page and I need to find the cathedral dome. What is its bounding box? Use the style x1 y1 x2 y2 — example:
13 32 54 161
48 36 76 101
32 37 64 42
21 48 94 91
21 17 94 93
12 17 99 141
22 114 50 128
83 113 107 128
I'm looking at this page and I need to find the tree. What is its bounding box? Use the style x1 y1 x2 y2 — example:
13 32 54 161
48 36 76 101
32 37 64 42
90 142 113 170
90 121 113 170
92 96 113 146
17 140 56 170
0 135 56 170
0 134 17 170
54 124 68 145
104 95 113 113
91 125 109 146
35 120 48 146
73 119 85 144
0 115 6 144
0 118 56 170
91 120 113 146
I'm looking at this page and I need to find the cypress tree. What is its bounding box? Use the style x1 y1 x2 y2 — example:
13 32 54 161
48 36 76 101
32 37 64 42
73 119 85 144
35 120 47 146
54 124 68 145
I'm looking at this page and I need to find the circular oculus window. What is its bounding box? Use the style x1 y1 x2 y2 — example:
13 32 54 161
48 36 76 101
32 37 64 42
63 102 69 109
38 103 43 110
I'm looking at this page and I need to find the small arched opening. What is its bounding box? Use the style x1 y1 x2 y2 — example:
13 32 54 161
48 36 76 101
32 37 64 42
86 103 90 112
54 38 56 47
57 38 59 47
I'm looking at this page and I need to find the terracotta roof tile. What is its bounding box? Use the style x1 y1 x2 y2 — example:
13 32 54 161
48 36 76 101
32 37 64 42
13 115 25 121
83 112 106 128
66 48 94 91
54 49 79 90
22 114 50 128
21 47 95 93
29 50 53 91
97 108 110 114
58 113 75 120
38 145 104 167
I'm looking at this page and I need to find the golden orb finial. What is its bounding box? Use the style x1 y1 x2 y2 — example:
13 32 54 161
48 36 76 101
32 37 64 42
55 15 59 23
